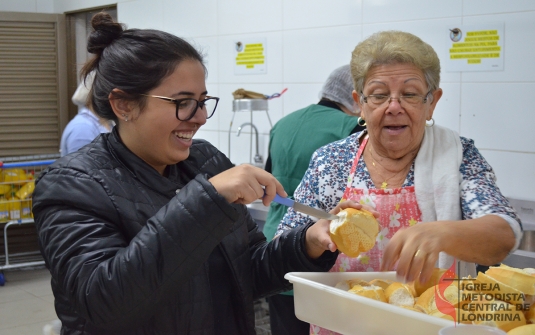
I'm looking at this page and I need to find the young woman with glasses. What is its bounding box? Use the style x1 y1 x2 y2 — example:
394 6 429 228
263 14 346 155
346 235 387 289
32 12 372 335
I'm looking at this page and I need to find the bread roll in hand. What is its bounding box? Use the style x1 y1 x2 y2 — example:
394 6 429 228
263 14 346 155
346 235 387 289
329 208 379 258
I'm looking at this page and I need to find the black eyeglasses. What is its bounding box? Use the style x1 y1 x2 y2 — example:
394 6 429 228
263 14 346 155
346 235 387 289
142 94 219 121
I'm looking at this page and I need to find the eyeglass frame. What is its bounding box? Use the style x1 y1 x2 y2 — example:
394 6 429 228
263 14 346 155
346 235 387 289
141 94 220 121
360 90 432 107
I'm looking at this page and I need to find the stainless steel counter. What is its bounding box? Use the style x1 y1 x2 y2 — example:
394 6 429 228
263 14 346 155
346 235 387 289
502 198 535 268
246 201 268 222
502 230 535 268
502 249 535 268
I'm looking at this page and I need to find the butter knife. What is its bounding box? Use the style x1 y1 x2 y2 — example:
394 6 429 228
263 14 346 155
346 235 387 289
272 194 339 221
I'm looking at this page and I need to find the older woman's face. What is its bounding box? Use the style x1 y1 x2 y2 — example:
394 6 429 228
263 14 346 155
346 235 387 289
355 63 442 159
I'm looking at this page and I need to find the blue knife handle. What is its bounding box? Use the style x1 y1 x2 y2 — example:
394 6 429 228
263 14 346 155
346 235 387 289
273 194 294 207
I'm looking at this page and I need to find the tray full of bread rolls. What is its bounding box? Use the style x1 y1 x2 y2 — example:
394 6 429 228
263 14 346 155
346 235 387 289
285 264 535 335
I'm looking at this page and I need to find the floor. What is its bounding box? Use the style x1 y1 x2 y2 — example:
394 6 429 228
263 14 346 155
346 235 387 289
0 267 57 335
254 298 272 335
0 267 272 335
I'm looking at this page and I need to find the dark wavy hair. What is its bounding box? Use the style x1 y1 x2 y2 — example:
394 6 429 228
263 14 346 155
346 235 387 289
81 12 205 122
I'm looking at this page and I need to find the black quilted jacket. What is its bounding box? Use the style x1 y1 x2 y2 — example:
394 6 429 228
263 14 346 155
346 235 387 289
33 128 337 335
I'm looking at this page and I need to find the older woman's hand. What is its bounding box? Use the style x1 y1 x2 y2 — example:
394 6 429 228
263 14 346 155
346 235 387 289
380 221 448 284
305 201 379 259
381 214 515 283
381 216 515 284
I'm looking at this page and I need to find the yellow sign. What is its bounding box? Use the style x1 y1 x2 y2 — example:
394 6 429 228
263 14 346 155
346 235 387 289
235 40 266 73
445 24 504 72
450 53 500 59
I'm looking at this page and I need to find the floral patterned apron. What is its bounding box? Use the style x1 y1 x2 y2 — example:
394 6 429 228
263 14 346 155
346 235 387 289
310 136 423 335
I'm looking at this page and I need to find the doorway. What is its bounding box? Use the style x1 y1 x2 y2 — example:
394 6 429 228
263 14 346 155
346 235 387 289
65 7 117 121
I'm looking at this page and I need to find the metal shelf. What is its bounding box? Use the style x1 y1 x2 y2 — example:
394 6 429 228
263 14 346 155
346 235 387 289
228 99 272 162
233 99 269 112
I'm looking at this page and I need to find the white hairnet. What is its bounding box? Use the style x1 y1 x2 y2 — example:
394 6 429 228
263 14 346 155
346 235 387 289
71 71 95 107
318 64 356 111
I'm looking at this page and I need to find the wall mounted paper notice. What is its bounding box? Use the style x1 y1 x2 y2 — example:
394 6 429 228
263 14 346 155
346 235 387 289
444 23 504 72
234 38 266 75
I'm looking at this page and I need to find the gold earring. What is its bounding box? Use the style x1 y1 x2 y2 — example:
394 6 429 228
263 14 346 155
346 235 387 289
425 118 435 127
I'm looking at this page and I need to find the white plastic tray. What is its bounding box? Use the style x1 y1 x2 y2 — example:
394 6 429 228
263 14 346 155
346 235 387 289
285 271 454 335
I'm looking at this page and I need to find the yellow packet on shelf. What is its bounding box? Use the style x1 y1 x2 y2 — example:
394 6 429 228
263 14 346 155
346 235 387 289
0 184 11 195
3 168 29 185
16 181 35 199
8 193 21 220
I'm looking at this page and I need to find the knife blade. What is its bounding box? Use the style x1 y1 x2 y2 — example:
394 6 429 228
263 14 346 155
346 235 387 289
272 194 339 221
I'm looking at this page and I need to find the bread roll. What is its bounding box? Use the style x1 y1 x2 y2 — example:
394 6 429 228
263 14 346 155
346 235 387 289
472 271 527 305
508 324 535 335
329 208 379 258
415 282 464 315
469 298 526 332
369 278 394 290
334 278 370 291
385 282 415 307
348 284 387 303
486 264 535 295
525 303 535 324
413 268 456 297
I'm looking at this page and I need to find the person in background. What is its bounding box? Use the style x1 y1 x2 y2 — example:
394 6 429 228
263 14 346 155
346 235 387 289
32 12 375 335
275 31 522 335
263 64 364 335
59 71 113 156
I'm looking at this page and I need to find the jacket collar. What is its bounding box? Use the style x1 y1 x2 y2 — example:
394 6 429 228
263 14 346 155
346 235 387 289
107 127 184 196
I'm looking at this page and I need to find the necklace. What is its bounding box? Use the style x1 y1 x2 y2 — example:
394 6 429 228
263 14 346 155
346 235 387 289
367 147 413 189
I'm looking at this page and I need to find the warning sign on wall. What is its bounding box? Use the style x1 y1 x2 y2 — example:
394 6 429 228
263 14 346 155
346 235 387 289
234 38 267 75
444 23 504 72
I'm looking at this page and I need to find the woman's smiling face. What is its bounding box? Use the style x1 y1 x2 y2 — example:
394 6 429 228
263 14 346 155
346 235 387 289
117 59 208 174
356 63 442 159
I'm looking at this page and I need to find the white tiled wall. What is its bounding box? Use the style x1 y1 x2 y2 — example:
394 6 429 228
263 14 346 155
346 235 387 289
362 0 463 23
2 0 534 201
282 25 362 83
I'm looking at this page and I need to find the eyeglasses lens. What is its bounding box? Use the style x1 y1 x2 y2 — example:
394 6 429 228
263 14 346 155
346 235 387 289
177 98 218 121
367 95 425 107
202 98 218 119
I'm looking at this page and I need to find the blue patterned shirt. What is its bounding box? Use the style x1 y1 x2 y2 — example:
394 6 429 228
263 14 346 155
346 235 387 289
276 132 523 249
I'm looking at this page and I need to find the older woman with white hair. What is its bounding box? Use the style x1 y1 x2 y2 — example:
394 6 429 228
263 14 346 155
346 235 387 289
275 30 522 335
